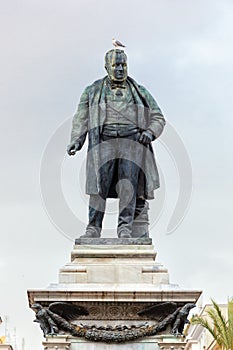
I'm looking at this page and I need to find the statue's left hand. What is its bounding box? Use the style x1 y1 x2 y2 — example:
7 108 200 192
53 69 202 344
67 142 81 156
138 131 154 145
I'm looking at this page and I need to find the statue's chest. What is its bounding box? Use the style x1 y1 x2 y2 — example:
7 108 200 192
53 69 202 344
106 87 134 114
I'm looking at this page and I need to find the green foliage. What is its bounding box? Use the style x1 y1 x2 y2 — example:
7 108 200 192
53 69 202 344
192 299 233 350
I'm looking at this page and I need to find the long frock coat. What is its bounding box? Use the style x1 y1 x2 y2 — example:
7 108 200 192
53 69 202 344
70 76 166 199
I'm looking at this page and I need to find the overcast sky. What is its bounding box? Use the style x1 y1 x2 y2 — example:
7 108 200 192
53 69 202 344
1 0 233 349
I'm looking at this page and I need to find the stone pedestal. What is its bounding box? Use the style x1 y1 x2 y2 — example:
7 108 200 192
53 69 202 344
42 336 71 350
43 335 161 350
28 238 201 349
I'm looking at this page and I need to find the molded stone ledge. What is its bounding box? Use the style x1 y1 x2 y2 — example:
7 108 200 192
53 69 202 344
43 335 71 350
159 343 186 350
71 244 156 260
28 287 202 306
142 266 168 273
75 237 152 245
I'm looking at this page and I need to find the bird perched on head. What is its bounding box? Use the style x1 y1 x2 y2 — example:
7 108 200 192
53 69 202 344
112 37 126 48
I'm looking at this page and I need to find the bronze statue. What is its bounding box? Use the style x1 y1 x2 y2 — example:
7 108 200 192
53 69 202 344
67 49 166 238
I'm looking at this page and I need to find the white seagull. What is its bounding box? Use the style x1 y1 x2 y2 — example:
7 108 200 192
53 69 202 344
112 37 126 48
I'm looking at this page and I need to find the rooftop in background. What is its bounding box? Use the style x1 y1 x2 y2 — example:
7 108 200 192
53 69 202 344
186 304 228 350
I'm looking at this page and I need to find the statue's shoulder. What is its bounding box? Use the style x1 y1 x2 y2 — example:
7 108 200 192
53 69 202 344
87 77 106 91
80 77 106 103
128 76 161 111
79 78 105 98
137 84 149 97
127 76 148 95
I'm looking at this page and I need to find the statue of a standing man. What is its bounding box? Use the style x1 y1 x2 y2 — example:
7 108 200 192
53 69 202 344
67 49 165 239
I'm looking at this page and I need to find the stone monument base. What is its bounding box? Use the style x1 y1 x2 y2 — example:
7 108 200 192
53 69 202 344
28 238 201 349
43 335 161 350
42 334 188 350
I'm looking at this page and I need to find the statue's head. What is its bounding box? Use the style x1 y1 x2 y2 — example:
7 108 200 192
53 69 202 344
105 49 128 82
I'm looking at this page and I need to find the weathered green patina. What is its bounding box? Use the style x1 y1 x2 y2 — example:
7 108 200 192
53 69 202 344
70 76 165 196
67 49 166 238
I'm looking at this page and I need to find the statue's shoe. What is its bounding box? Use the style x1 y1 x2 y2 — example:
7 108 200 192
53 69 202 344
118 231 132 238
80 229 100 238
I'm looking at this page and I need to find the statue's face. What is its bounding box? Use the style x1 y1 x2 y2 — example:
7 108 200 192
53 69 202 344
106 52 128 82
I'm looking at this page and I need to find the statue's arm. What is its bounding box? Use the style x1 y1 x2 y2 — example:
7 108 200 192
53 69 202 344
67 87 89 155
140 86 166 140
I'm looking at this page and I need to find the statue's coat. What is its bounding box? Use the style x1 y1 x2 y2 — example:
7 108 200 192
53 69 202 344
70 76 166 199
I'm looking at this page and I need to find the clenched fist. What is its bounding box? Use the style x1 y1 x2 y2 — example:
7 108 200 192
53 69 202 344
138 130 154 145
67 142 82 156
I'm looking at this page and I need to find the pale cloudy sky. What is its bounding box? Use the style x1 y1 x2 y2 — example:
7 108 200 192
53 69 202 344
1 0 233 349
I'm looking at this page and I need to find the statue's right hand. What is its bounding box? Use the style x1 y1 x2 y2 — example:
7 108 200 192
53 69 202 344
67 142 81 156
